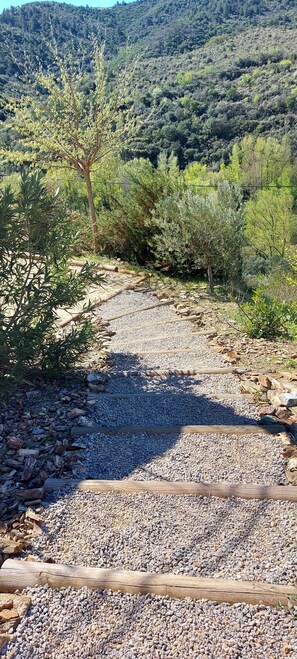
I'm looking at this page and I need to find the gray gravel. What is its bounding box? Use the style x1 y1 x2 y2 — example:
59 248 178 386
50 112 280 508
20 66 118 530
3 288 296 659
113 319 203 342
104 372 242 394
101 290 226 371
6 586 297 659
72 431 286 485
91 394 258 427
29 492 296 585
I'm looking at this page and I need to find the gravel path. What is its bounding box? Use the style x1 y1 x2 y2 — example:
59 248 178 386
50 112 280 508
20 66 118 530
3 288 297 659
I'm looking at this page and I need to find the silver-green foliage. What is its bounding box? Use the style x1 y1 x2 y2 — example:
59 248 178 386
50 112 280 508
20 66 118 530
0 171 102 381
151 182 245 290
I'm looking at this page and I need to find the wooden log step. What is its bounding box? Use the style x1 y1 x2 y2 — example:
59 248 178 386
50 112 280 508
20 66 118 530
44 478 297 502
113 330 213 348
114 316 204 334
1 559 296 607
112 348 208 355
102 367 246 378
70 423 285 437
105 299 174 322
87 392 252 400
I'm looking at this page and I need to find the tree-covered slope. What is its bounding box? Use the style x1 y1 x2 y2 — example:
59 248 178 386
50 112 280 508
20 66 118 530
1 0 297 166
130 26 297 166
1 0 296 75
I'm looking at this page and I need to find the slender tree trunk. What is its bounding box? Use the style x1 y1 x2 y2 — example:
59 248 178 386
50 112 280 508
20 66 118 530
207 262 214 294
83 167 100 252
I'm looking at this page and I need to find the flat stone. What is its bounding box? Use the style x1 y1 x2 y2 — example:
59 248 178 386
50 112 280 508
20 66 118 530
258 375 272 390
68 408 85 419
7 437 23 450
259 406 275 417
76 416 94 427
18 448 39 458
0 609 19 622
278 392 297 408
240 380 260 395
87 373 107 384
286 457 297 485
259 415 280 425
32 428 45 437
88 383 105 393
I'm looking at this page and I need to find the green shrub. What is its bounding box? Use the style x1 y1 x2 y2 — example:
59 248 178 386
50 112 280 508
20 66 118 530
98 154 184 264
0 171 102 381
151 182 244 290
239 290 297 339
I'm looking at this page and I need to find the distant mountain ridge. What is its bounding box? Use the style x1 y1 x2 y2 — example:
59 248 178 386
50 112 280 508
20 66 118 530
1 0 297 166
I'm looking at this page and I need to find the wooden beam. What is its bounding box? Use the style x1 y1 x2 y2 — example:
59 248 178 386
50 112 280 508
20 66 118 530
113 330 214 349
114 316 204 334
70 424 285 437
87 392 252 401
105 299 174 322
131 348 217 355
1 560 296 606
102 367 245 378
44 478 297 502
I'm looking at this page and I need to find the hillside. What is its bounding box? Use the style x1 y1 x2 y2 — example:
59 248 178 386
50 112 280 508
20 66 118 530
1 0 297 165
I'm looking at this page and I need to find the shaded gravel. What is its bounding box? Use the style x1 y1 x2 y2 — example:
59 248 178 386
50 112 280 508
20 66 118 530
104 373 242 394
108 348 226 372
91 394 258 427
72 431 286 485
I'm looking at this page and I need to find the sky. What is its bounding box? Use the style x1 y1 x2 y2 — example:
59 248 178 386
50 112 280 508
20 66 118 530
0 0 137 11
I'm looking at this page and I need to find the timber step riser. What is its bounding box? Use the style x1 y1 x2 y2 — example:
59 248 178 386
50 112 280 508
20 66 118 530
1 560 296 607
87 392 252 400
44 479 297 502
70 424 285 437
101 367 246 378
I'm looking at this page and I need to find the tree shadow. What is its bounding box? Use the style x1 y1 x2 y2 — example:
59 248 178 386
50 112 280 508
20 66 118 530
84 350 283 483
32 345 288 655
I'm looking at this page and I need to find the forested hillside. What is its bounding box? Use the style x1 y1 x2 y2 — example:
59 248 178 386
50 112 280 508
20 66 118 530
1 0 297 165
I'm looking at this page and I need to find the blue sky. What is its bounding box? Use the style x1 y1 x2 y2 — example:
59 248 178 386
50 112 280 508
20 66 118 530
0 0 137 11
